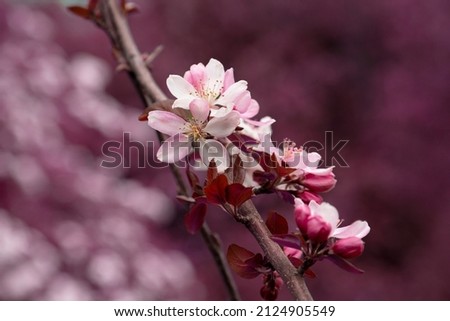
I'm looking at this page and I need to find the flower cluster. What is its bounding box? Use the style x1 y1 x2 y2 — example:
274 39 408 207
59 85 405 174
145 58 371 300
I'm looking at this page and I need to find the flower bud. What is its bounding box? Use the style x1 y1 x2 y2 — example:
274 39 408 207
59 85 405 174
306 216 332 243
332 237 365 259
294 200 311 235
301 172 336 193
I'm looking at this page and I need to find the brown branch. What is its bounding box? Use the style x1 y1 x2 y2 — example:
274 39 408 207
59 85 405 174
97 0 313 301
98 0 240 300
237 202 313 300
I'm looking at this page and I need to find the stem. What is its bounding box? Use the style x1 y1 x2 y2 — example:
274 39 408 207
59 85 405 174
98 0 240 300
237 201 313 300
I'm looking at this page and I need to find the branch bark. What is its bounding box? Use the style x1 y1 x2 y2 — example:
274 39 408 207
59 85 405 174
98 0 240 300
97 0 312 301
237 202 313 300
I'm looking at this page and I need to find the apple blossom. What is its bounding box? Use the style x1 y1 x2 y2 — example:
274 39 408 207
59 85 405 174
147 98 240 164
167 58 250 117
294 198 370 244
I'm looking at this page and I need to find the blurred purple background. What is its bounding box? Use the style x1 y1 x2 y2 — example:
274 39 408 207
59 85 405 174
0 0 449 300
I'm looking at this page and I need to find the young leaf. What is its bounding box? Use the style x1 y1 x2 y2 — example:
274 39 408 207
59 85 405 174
326 255 365 274
227 244 264 279
67 6 90 19
225 183 253 208
204 174 228 204
184 202 207 234
206 160 218 185
266 212 289 235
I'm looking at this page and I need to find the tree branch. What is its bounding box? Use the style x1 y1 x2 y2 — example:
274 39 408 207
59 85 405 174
237 201 313 300
98 0 240 300
97 0 313 301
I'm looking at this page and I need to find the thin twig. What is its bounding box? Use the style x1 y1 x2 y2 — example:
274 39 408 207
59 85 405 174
98 0 240 300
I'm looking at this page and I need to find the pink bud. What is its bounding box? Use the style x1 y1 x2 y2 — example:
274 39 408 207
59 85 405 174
306 216 332 243
332 237 365 259
301 172 337 193
294 202 311 235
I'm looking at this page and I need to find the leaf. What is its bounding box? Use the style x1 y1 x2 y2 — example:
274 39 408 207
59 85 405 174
227 244 264 279
231 155 245 184
253 170 275 187
225 183 253 207
266 212 289 235
204 174 228 204
270 235 301 249
184 202 207 234
277 190 296 204
67 6 90 19
206 160 218 185
88 0 99 11
326 255 365 274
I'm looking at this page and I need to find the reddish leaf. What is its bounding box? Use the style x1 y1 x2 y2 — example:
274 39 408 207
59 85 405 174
270 235 301 250
276 166 297 177
303 268 317 278
184 202 207 234
67 6 90 19
225 154 245 184
277 190 295 204
88 0 99 11
260 286 278 301
206 160 218 185
225 183 253 207
257 152 277 172
326 255 365 274
266 212 289 235
288 256 303 268
227 244 264 279
204 174 228 204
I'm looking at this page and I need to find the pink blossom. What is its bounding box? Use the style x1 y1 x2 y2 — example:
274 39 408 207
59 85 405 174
166 58 249 117
332 237 365 259
147 99 240 163
294 199 370 243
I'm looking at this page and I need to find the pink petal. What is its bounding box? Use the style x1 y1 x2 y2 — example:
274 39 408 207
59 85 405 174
184 63 206 91
223 68 235 91
333 220 370 239
203 111 240 138
166 75 197 98
216 80 248 106
240 99 260 118
189 99 210 123
156 134 191 163
148 110 186 136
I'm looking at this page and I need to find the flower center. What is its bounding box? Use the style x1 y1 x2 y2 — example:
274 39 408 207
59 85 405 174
186 122 206 141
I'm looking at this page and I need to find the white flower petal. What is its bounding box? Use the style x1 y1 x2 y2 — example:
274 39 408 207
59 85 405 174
156 134 191 163
173 97 194 110
148 110 186 136
313 202 340 231
204 111 240 138
216 80 248 106
333 220 370 239
205 58 225 93
167 75 197 98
